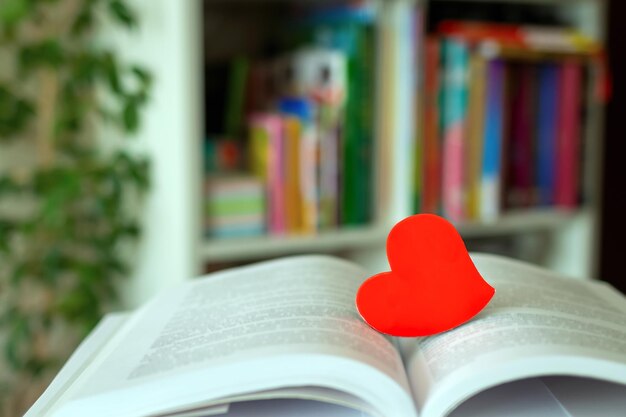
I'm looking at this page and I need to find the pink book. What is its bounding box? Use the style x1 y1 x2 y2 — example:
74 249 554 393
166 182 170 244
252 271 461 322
555 62 582 208
441 39 470 222
249 114 285 234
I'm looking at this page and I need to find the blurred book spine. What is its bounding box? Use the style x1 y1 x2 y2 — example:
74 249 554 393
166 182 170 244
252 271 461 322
555 60 583 208
204 1 378 239
249 114 286 235
465 52 486 219
536 64 559 206
441 38 470 221
422 37 442 215
480 59 506 221
415 20 602 222
205 175 265 238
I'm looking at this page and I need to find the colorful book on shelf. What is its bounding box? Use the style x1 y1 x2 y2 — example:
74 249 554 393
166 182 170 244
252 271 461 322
437 21 601 54
204 138 242 173
281 114 304 233
506 63 536 209
318 103 342 230
299 8 376 226
398 2 419 220
480 59 506 221
536 63 560 206
440 38 470 221
290 49 346 230
465 51 487 220
205 174 265 238
278 98 319 235
555 60 583 208
345 23 376 226
279 98 310 234
249 114 286 235
246 61 275 114
421 37 442 215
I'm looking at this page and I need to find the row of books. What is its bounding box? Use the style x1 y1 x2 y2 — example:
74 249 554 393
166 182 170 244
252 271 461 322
204 2 376 238
417 21 606 222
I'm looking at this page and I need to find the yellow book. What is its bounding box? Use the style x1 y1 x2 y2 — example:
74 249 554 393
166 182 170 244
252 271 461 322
466 53 487 220
283 116 303 233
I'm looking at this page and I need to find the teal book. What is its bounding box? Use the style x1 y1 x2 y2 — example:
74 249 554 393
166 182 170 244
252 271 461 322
440 38 470 221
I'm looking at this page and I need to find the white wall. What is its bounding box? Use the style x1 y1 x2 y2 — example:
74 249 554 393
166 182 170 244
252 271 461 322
106 0 203 307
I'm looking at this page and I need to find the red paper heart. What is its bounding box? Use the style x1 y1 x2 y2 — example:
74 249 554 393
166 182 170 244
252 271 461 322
356 214 495 337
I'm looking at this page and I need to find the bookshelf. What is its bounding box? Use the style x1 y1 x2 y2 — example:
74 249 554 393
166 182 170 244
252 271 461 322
117 0 606 306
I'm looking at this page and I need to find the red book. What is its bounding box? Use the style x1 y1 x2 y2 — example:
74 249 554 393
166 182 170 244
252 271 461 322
438 21 525 47
422 37 441 214
555 61 582 208
437 20 600 54
506 63 536 208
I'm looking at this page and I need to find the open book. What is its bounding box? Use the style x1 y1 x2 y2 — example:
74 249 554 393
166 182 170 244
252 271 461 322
27 254 626 417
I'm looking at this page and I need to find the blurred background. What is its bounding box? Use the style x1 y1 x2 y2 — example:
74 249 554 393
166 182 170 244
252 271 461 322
0 0 624 415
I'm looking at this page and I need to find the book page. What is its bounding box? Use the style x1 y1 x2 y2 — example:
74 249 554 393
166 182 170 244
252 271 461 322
24 313 129 417
52 256 414 417
404 254 626 417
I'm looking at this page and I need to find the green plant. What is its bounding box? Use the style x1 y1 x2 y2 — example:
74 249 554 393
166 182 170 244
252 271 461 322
0 0 151 413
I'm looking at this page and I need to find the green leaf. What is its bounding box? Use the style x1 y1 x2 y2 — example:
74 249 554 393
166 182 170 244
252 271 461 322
131 66 152 88
19 39 64 70
0 0 30 26
0 85 34 138
5 316 29 370
71 11 93 35
0 175 19 194
108 0 136 28
102 52 122 94
10 263 28 285
120 222 140 238
122 100 139 132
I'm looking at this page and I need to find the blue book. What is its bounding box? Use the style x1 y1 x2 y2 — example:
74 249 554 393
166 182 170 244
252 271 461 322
536 64 559 206
480 59 506 221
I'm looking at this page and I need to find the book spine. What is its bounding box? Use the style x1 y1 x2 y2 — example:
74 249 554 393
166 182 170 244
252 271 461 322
422 37 441 214
311 51 346 230
507 63 535 208
205 176 265 238
278 98 318 234
441 38 470 221
249 114 285 235
295 6 374 226
412 5 424 215
352 24 376 225
466 52 487 220
319 104 341 229
283 116 303 233
300 109 319 234
480 59 506 221
536 64 559 206
438 21 600 54
555 60 582 208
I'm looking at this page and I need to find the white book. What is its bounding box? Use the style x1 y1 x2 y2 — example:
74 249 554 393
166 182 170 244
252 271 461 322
26 254 626 417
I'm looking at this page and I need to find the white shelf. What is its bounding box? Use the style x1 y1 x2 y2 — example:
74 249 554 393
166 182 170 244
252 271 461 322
200 226 388 263
454 208 585 237
430 0 602 4
124 0 604 304
200 209 587 263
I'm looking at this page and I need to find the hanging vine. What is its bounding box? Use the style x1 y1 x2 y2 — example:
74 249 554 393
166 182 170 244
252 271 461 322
0 0 152 414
